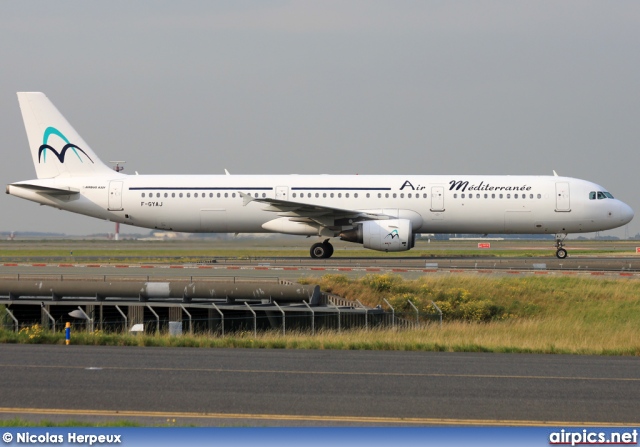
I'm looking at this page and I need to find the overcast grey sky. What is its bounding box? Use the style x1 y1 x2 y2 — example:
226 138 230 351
1 1 639 237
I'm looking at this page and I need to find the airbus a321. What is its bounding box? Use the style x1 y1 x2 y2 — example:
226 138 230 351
6 92 634 259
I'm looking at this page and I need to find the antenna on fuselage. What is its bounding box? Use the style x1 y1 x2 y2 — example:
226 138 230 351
110 161 126 173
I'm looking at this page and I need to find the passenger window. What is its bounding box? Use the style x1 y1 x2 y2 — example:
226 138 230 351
172 193 175 198
338 193 342 198
529 194 533 199
366 193 370 198
461 194 465 199
515 194 518 199
331 193 334 198
491 194 495 199
224 193 228 198
292 193 296 198
354 193 358 198
400 193 404 198
484 194 488 199
179 193 183 198
499 194 503 199
346 193 350 198
315 193 319 198
187 193 191 198
385 193 389 198
423 193 427 198
141 193 145 198
194 193 198 198
537 194 541 199
408 193 412 198
507 194 511 199
164 193 168 198
476 194 480 199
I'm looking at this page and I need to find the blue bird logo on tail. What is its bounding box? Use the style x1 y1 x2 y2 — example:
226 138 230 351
38 127 94 164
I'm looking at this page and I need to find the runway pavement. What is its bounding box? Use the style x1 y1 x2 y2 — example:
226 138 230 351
2 255 640 282
0 344 638 426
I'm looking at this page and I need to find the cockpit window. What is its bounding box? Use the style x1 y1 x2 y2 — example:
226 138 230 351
589 192 596 200
597 192 606 199
604 192 614 199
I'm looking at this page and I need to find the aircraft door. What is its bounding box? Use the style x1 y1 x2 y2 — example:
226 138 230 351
430 186 445 212
555 182 571 212
276 186 289 200
108 181 124 211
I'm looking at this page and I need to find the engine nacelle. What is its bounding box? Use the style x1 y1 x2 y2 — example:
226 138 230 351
340 219 414 252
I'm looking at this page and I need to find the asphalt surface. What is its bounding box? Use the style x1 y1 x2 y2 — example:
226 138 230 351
0 344 638 426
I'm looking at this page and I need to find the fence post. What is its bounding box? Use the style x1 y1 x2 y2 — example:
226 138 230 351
383 298 395 329
408 300 419 328
115 305 128 331
273 301 285 336
5 308 18 332
180 305 193 334
41 306 56 333
303 300 315 335
211 302 224 336
244 302 257 338
146 305 160 335
328 301 341 332
356 299 368 330
431 300 443 327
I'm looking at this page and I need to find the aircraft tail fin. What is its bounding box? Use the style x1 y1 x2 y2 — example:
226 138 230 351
17 92 115 179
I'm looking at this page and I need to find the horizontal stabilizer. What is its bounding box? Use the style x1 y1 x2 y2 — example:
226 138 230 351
7 182 79 196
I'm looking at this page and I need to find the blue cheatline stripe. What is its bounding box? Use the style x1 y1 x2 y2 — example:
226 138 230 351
128 186 393 192
292 187 391 191
128 187 273 191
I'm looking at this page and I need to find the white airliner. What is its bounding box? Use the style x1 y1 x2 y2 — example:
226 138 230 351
6 92 634 259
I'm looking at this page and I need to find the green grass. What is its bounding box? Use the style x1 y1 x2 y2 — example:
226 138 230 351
0 418 142 427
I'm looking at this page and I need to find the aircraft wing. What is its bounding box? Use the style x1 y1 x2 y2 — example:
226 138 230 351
239 192 390 228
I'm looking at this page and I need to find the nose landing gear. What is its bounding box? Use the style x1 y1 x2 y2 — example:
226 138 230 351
310 239 334 259
555 233 568 259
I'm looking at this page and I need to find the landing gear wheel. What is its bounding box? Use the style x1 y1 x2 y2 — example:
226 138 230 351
310 243 327 259
310 240 334 259
554 233 568 259
556 248 567 259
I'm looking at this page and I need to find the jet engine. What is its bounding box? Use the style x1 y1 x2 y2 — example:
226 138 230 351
339 219 414 252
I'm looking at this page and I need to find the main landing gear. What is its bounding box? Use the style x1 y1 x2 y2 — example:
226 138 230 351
310 239 334 259
555 233 568 259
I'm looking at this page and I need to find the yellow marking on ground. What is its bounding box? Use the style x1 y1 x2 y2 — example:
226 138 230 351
0 363 638 382
0 407 633 427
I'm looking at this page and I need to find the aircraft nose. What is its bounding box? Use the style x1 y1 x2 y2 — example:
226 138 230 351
619 201 634 225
